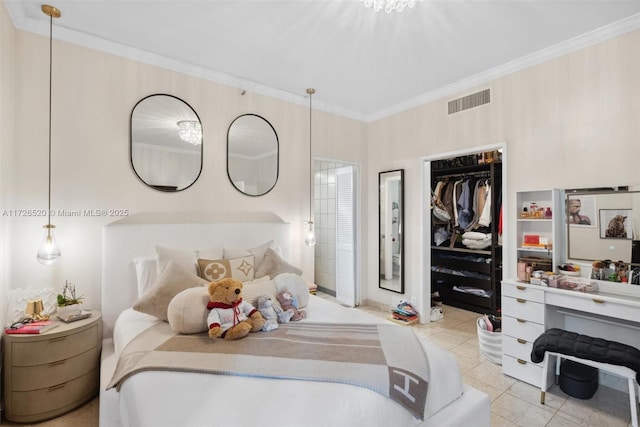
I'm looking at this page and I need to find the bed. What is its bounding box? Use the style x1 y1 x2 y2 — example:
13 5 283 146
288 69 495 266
99 212 490 427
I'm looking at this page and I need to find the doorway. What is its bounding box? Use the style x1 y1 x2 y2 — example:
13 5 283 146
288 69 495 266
313 158 359 306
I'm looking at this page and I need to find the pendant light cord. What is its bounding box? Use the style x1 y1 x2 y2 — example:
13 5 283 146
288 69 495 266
47 13 53 228
308 91 312 222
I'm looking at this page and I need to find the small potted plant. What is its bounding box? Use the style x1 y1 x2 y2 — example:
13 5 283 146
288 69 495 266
57 280 83 317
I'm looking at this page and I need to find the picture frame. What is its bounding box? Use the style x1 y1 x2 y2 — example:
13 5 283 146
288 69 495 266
566 195 597 228
599 209 633 239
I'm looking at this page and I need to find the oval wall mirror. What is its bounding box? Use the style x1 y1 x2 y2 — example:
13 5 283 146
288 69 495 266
227 114 279 196
379 169 404 294
130 94 203 192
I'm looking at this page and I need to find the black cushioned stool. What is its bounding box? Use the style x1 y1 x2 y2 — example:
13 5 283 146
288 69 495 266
559 359 598 399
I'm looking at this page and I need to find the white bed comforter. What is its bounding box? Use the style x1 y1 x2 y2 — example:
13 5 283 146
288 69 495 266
111 295 463 427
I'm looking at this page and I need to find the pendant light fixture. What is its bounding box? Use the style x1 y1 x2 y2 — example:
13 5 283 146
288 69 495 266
304 88 316 247
37 4 62 265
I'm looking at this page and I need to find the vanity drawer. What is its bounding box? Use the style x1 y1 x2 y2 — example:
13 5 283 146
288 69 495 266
12 325 98 366
10 368 98 416
502 316 545 343
502 355 542 387
12 347 99 391
502 335 535 361
546 292 639 323
502 283 544 303
501 296 545 324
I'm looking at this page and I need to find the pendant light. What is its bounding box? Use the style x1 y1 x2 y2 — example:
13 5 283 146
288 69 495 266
304 88 316 247
37 5 61 265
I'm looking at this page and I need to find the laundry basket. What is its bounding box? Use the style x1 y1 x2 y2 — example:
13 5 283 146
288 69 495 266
477 317 502 365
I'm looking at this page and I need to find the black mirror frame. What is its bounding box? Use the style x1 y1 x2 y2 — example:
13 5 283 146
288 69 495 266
226 113 279 197
130 93 203 192
378 169 405 294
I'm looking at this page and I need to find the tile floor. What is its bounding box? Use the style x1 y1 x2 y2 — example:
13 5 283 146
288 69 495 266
3 295 635 427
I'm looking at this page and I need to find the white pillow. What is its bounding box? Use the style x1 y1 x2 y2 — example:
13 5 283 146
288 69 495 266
134 256 158 297
223 240 275 270
155 246 198 276
167 287 210 334
155 245 224 276
274 273 310 308
242 279 278 308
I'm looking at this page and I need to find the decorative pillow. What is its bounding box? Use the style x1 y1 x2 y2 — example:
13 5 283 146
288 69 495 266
197 255 255 283
255 248 302 279
167 287 210 334
133 261 208 321
223 240 275 270
134 256 158 297
241 279 278 308
155 245 198 276
196 245 224 261
274 273 310 308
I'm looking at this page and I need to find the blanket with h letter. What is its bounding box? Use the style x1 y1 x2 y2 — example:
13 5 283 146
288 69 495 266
108 321 431 420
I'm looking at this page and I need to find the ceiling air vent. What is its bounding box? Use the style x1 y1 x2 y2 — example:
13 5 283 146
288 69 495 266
448 89 490 114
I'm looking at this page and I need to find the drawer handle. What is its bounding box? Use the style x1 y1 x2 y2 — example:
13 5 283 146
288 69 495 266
516 318 526 323
517 338 527 344
49 360 66 367
516 285 526 291
516 298 526 304
49 336 67 342
517 359 527 365
48 382 67 391
592 299 605 304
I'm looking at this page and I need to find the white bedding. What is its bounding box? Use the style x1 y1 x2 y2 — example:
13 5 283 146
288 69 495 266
100 213 490 427
111 295 464 427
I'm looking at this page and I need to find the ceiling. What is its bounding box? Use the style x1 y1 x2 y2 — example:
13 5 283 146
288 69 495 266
5 0 640 122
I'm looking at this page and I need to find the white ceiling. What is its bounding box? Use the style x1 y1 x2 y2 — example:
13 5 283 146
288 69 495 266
5 0 640 122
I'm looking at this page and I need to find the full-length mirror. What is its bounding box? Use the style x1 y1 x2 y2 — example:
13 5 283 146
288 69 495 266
130 94 203 192
567 188 640 272
379 169 404 293
227 114 278 196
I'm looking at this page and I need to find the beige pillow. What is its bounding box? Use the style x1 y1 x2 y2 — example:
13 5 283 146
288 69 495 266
198 255 255 283
155 246 198 275
255 248 302 279
133 261 208 321
167 287 210 334
242 279 278 307
223 240 275 270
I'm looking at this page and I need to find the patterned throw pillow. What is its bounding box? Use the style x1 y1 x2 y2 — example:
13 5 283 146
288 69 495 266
197 255 255 283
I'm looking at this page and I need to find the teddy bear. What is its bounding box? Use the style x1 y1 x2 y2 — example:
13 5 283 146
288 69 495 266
206 278 265 340
257 294 279 331
276 289 306 321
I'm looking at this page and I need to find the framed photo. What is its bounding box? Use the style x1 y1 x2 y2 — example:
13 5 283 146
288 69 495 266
599 209 633 239
566 195 597 228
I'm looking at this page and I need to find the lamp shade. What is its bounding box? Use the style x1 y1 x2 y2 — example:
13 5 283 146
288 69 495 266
37 224 61 265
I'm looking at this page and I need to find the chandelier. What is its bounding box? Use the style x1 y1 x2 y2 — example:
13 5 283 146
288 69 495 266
177 120 202 145
361 0 422 13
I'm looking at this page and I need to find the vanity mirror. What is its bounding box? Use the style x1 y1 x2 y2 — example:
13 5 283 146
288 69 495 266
130 94 202 192
227 114 278 196
566 188 640 269
379 169 404 293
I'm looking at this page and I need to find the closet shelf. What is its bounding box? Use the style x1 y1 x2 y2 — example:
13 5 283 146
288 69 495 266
432 246 491 255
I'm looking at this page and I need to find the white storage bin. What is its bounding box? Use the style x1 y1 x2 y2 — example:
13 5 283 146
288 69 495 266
477 318 502 365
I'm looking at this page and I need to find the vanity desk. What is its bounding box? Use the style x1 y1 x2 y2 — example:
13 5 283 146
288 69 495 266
501 279 640 390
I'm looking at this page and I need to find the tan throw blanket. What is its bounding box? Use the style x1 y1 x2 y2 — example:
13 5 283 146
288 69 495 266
108 322 430 420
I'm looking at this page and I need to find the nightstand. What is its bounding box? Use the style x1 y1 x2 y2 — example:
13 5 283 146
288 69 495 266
2 310 101 423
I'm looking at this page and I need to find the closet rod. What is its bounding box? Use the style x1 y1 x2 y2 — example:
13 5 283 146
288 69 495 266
434 171 491 180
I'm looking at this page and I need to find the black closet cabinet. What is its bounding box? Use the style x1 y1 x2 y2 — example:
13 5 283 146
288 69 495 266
430 158 502 316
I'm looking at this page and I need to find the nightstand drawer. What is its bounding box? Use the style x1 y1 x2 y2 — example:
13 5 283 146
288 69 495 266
12 346 99 391
502 316 545 343
12 325 98 366
10 368 98 416
502 296 544 324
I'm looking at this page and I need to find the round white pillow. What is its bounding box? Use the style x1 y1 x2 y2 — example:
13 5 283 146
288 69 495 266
167 286 209 334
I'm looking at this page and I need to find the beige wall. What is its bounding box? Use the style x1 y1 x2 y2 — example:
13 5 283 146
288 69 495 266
367 30 640 311
2 1 639 320
2 15 366 312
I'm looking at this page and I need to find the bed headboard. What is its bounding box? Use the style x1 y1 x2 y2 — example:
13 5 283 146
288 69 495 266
101 211 291 338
